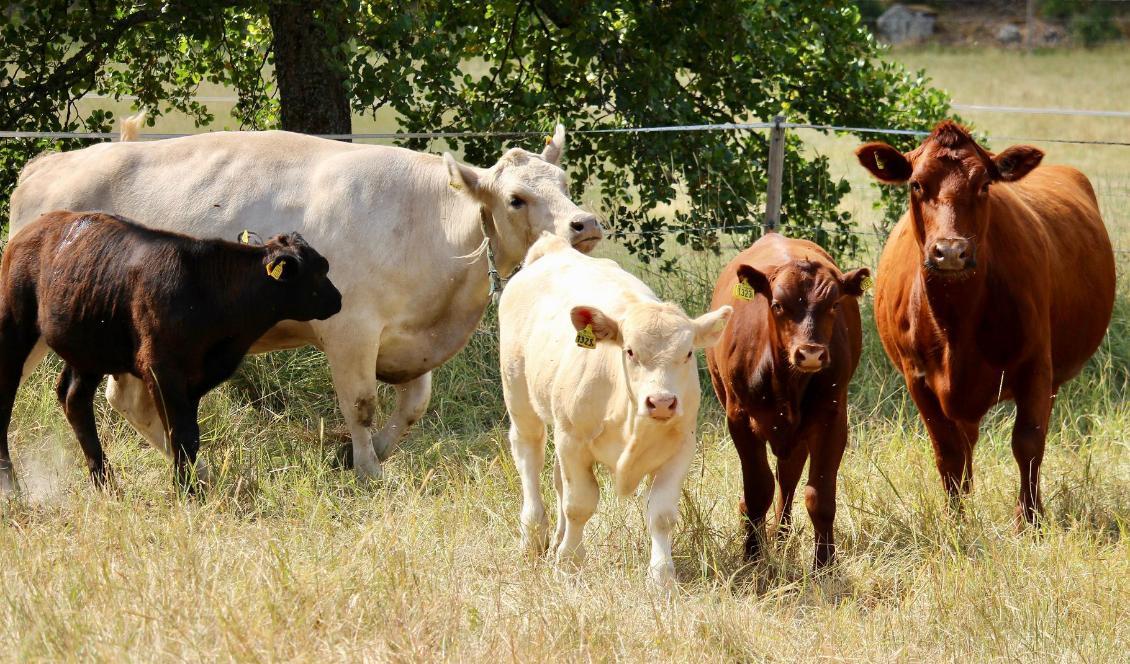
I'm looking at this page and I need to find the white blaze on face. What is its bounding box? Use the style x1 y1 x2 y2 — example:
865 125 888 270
571 302 733 421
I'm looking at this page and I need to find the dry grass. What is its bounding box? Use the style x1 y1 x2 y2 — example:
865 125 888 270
1 47 1129 661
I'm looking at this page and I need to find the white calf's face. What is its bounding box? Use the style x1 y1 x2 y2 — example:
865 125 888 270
571 303 733 422
444 125 602 258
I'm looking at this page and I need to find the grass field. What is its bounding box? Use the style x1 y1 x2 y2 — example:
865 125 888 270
2 48 1128 660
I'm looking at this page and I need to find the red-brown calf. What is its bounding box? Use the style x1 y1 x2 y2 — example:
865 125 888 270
707 232 869 568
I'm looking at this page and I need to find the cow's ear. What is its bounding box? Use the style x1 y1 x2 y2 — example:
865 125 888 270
692 305 733 349
541 124 565 165
855 142 912 183
992 145 1043 182
444 153 484 196
736 265 772 299
570 305 620 343
265 254 299 282
840 267 872 298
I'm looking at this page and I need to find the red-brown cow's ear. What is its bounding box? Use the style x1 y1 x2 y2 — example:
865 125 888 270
735 265 772 299
855 143 912 183
570 305 620 342
992 145 1044 182
840 267 872 297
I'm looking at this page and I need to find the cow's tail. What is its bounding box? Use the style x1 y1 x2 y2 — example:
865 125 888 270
523 232 570 264
118 112 146 142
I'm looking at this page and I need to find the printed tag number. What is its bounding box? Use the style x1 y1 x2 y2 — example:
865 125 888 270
861 276 874 293
732 280 755 301
575 324 596 349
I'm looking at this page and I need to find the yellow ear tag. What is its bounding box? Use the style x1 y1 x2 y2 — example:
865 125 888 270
239 230 251 244
861 275 874 293
732 279 755 301
266 259 285 280
545 135 554 145
875 154 886 170
575 324 596 349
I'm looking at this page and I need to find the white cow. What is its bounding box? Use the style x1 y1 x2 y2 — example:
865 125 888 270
499 234 732 584
9 119 601 481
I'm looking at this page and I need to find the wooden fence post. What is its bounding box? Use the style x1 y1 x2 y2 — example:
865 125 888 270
764 115 786 233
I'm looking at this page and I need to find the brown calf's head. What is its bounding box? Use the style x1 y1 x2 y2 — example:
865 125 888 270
737 260 869 373
262 233 342 322
855 121 1044 278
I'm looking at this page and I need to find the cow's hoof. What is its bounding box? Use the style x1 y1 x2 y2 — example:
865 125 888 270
520 523 551 559
0 464 18 497
372 433 394 463
648 560 676 588
353 458 384 484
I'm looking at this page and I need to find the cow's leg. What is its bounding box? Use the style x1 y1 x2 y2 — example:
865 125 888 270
907 379 978 504
0 306 39 496
646 437 695 586
506 392 549 557
373 371 432 461
553 429 598 572
803 408 848 569
773 442 809 540
729 414 772 561
1011 363 1053 527
57 367 115 489
551 456 565 551
323 329 384 481
144 373 202 497
106 374 214 485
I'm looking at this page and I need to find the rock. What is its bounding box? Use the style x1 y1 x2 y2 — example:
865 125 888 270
876 4 938 44
997 23 1022 44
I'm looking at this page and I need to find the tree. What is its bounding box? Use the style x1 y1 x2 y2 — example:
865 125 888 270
1 0 950 262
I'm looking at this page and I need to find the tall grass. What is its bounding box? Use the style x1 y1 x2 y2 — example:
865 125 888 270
1 47 1128 661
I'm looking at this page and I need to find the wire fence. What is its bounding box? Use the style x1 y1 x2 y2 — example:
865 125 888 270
3 112 1129 261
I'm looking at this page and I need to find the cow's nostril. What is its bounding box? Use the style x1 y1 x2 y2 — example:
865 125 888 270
933 245 946 260
570 220 585 232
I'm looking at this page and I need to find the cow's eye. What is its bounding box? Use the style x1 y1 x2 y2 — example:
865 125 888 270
509 196 526 209
686 350 693 361
910 181 922 194
771 301 784 315
626 348 634 359
980 182 990 195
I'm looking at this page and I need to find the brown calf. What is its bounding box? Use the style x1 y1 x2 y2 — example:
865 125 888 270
856 121 1116 524
707 232 869 568
0 211 342 495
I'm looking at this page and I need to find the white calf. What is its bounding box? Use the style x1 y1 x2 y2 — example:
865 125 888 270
499 235 731 584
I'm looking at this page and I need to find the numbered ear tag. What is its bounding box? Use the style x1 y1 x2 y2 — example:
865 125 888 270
266 259 285 280
239 230 252 244
575 324 596 349
732 279 755 301
861 276 874 293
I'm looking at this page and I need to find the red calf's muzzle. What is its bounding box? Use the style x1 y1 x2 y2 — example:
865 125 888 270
792 344 828 372
645 394 678 420
927 237 976 273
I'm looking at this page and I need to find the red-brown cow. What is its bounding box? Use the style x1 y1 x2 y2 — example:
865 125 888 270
856 121 1116 524
707 232 869 568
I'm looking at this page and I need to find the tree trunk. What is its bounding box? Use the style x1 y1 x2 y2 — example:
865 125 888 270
267 1 352 138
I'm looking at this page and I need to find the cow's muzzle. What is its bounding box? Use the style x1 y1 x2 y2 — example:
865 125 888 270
791 344 828 373
645 393 678 421
569 214 603 254
925 237 976 275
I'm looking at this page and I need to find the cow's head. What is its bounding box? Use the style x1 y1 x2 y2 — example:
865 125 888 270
570 302 733 422
737 260 869 373
443 125 602 265
856 121 1043 278
262 233 343 322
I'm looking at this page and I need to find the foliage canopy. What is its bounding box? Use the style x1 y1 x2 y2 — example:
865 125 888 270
1 1 950 262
